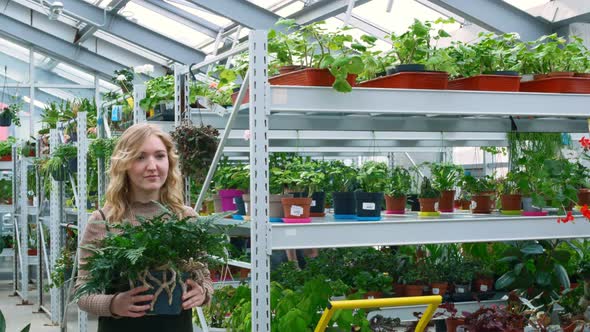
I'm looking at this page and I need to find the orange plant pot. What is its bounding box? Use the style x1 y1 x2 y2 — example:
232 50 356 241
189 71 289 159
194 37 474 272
501 194 522 211
405 284 424 296
448 75 521 92
385 195 406 212
439 190 456 212
419 198 439 212
520 77 590 93
281 197 312 219
358 71 448 90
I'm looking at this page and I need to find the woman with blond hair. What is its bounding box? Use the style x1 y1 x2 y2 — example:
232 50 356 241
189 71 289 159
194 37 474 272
76 123 212 331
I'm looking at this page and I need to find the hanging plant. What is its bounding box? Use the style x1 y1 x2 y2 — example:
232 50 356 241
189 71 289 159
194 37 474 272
170 121 219 182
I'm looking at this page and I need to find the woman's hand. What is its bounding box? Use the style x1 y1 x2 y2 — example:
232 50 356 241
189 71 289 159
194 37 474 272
182 279 206 309
110 286 154 318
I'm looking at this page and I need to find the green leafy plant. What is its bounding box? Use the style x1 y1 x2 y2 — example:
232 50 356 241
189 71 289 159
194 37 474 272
519 33 590 75
419 177 439 199
326 160 358 193
461 174 496 194
385 166 412 198
353 271 393 294
74 204 231 304
46 247 74 290
41 144 77 180
213 158 250 191
170 122 219 183
20 138 35 157
357 161 388 193
0 102 22 127
429 163 463 191
0 136 16 157
88 137 118 160
140 75 174 111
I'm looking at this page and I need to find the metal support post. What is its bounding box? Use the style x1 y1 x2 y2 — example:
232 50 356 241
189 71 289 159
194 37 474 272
249 30 271 332
133 84 147 124
12 146 18 296
77 112 89 332
49 129 61 323
96 77 106 203
174 64 186 128
18 149 29 303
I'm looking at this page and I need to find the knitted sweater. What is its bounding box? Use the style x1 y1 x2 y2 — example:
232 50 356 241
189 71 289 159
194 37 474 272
76 201 214 317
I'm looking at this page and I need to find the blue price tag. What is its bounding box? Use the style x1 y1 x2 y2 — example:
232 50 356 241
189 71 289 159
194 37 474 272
112 105 121 122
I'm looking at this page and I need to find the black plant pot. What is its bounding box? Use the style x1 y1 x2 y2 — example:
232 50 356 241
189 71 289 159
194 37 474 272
395 64 426 73
491 70 520 76
234 196 246 215
51 166 68 182
68 158 77 173
293 192 326 214
0 115 11 127
160 102 175 121
354 192 384 218
332 192 356 216
407 194 421 211
141 271 189 315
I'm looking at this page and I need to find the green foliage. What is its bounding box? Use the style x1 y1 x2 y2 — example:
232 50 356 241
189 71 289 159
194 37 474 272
46 248 74 290
0 103 21 127
0 136 16 157
272 156 325 196
495 240 571 309
213 157 250 191
73 204 231 302
419 177 439 199
353 271 393 293
89 137 118 160
429 163 463 191
170 123 219 182
519 34 590 74
112 68 134 94
189 80 234 107
386 166 412 197
357 161 388 193
20 139 35 157
140 75 175 111
0 178 11 203
387 18 454 67
326 160 358 193
461 174 496 194
200 284 251 328
41 144 77 180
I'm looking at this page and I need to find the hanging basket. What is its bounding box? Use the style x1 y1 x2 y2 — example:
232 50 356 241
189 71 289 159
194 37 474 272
0 114 12 127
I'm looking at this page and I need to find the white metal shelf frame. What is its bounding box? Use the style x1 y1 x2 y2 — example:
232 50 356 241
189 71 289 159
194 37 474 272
243 29 590 332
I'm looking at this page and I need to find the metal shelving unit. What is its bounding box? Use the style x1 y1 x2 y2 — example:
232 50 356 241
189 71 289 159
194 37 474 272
239 30 590 332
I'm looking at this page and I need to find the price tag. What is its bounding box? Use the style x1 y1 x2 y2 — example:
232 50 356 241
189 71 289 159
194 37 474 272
233 197 237 204
457 286 465 294
362 202 375 210
434 202 439 211
432 288 440 295
311 200 316 207
244 204 248 214
471 200 477 209
480 285 488 292
290 205 304 216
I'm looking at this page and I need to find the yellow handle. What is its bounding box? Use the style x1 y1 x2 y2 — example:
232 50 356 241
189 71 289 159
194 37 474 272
314 295 442 332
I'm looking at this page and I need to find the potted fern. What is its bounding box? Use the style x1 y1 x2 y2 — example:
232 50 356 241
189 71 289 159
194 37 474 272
74 204 231 315
429 163 463 213
384 166 411 214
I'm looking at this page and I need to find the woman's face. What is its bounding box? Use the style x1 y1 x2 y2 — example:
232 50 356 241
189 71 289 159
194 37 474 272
127 135 169 198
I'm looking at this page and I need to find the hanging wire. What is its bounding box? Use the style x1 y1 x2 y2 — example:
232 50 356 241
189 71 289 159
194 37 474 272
1 65 7 105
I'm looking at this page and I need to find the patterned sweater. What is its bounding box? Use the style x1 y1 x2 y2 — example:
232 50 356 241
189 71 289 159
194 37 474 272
76 201 214 317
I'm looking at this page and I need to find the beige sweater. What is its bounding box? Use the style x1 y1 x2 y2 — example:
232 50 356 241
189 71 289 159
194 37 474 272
76 201 214 317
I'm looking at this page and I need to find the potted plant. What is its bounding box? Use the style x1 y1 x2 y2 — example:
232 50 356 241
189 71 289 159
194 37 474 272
170 122 219 184
355 161 388 220
497 172 522 213
212 158 248 214
0 178 12 205
418 176 440 213
329 160 358 219
463 303 527 332
429 163 463 212
20 138 36 157
461 174 496 214
402 265 426 296
279 158 325 223
27 224 37 256
0 102 22 127
358 18 454 90
288 159 329 217
384 166 411 214
448 32 523 91
74 204 231 315
46 247 74 290
352 271 393 299
0 136 16 161
140 75 175 120
89 137 118 160
449 259 474 298
41 144 77 181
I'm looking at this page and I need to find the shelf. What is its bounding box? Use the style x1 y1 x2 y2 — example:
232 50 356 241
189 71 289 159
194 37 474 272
268 212 590 250
0 205 13 213
0 161 13 170
366 297 507 322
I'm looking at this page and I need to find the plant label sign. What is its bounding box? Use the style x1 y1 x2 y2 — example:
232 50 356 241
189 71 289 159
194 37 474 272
311 200 316 207
432 288 440 295
434 202 439 211
362 202 375 210
233 197 237 204
291 205 304 216
480 285 488 292
456 286 466 294
471 200 477 210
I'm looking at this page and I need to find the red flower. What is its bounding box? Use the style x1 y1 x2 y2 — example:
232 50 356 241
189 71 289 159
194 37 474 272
581 204 590 220
579 137 590 150
558 211 574 223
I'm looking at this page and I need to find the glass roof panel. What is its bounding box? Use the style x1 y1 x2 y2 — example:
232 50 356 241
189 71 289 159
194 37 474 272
167 0 233 27
275 1 304 17
503 0 551 12
94 30 170 65
121 2 213 48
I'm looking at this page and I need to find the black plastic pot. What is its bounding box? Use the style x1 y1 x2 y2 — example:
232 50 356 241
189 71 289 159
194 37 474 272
407 194 421 211
51 166 68 181
293 192 326 214
234 196 246 215
395 64 426 73
332 192 356 215
68 158 77 173
159 102 175 121
141 271 189 315
491 70 520 76
354 192 384 217
0 115 11 127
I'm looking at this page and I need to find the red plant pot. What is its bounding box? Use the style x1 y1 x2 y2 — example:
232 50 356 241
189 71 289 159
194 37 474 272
232 68 357 104
27 248 37 256
471 194 493 214
520 77 590 93
281 197 312 219
357 71 448 90
0 155 11 161
405 284 424 296
448 75 521 92
393 283 406 297
385 195 406 213
439 190 455 212
501 194 522 211
363 291 383 299
430 282 449 296
578 189 590 206
474 278 494 292
419 198 439 212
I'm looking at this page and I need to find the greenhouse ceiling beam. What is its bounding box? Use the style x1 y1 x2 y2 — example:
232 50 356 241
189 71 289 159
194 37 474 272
552 12 590 29
187 0 372 31
135 0 221 38
0 53 79 86
425 0 551 41
0 13 124 79
55 0 206 64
